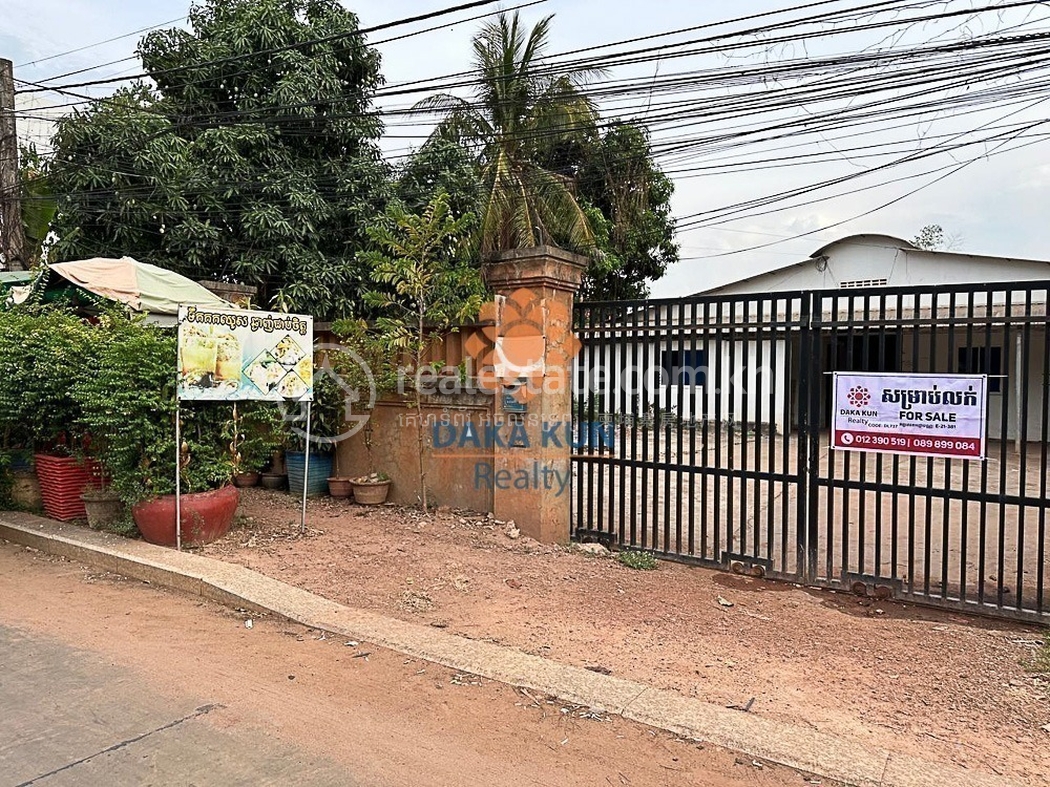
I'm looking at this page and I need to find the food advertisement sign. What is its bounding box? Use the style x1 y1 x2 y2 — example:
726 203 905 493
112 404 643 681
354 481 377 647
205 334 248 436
177 306 313 401
831 372 987 459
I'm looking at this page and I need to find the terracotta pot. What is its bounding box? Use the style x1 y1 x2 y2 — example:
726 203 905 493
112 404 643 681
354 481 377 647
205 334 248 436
10 470 42 511
260 473 286 490
232 471 260 488
351 480 390 505
80 489 124 529
327 477 352 498
34 454 102 521
132 486 239 548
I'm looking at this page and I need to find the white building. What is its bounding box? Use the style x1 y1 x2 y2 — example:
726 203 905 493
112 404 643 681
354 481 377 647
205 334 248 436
575 234 1050 442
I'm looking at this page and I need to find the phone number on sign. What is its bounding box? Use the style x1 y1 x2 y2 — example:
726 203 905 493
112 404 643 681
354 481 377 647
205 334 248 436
838 432 981 455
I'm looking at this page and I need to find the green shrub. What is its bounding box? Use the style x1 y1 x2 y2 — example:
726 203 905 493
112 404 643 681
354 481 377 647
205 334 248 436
73 320 237 506
617 550 658 570
0 307 111 453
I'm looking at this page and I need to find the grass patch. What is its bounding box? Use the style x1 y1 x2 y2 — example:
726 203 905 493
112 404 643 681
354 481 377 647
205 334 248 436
1026 637 1050 673
617 550 658 571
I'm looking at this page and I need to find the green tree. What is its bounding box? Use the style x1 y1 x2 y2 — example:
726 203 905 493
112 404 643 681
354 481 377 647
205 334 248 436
573 123 678 300
912 224 945 250
19 145 57 267
46 0 388 319
417 11 601 255
360 191 483 511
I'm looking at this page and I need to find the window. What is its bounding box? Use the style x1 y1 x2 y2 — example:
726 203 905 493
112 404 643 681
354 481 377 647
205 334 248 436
957 346 1002 393
660 349 707 386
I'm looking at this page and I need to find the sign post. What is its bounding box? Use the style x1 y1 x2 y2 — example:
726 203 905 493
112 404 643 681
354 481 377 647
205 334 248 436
831 372 988 460
176 306 314 550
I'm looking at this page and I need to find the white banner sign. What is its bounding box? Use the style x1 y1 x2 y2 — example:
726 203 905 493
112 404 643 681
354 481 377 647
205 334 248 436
177 306 313 401
831 372 987 459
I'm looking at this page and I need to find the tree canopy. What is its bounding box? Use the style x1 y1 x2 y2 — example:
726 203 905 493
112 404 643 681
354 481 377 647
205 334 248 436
414 11 677 299
45 0 389 319
416 11 601 256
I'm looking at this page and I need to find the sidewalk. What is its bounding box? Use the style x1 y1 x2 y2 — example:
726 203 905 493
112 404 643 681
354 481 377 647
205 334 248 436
0 510 1022 787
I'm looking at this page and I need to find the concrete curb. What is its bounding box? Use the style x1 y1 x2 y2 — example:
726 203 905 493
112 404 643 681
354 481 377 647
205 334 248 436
0 512 1020 787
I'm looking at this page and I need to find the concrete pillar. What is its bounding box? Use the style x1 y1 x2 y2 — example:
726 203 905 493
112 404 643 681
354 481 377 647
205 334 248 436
481 246 587 544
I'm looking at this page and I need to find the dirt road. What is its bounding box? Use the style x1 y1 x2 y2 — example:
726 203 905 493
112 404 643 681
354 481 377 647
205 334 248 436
199 489 1050 785
0 542 828 787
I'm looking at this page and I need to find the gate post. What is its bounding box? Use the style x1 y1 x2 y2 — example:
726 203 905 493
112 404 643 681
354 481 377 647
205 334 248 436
480 246 588 544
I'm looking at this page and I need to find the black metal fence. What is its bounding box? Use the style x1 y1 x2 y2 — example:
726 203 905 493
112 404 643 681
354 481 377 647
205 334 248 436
572 281 1050 622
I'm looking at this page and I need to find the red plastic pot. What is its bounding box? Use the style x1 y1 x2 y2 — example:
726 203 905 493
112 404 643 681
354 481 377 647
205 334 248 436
132 485 240 548
34 454 102 521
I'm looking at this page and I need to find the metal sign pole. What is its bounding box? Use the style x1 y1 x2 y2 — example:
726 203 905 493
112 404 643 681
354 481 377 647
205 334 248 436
300 400 311 534
175 402 182 552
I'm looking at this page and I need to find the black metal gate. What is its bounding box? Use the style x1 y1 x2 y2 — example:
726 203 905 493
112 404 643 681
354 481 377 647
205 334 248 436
572 281 1050 622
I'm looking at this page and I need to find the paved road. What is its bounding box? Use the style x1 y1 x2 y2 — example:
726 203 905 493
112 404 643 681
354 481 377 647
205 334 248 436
0 624 354 786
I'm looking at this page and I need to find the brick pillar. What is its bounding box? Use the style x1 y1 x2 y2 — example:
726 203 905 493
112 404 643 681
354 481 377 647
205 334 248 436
481 246 587 544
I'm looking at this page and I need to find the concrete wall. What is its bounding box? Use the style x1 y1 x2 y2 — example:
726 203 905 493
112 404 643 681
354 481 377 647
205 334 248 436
334 393 495 512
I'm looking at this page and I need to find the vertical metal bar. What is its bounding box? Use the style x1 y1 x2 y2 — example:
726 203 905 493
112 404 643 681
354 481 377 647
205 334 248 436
908 288 921 597
979 288 992 607
923 306 938 598
663 302 674 553
767 299 779 567
575 306 587 536
796 291 815 581
960 289 975 603
726 300 737 558
641 301 652 550
1016 290 1033 611
1037 291 1049 616
301 401 311 533
629 303 640 547
617 308 628 547
675 301 686 554
782 296 794 574
941 290 959 600
175 402 182 552
688 299 698 556
997 289 1013 608
714 299 724 561
739 298 751 557
701 298 712 559
754 299 766 560
595 304 607 539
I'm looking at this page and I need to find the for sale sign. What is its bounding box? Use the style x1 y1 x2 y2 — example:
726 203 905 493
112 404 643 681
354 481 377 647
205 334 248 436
831 372 987 459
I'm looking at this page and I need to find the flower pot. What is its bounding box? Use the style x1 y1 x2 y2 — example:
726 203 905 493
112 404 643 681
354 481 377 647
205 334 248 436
33 454 102 521
351 479 391 505
10 470 42 511
259 473 286 491
131 485 240 548
327 477 352 498
232 471 260 488
286 451 333 497
80 489 124 529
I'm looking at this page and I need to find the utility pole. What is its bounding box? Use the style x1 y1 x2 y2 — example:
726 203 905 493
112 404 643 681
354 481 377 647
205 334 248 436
0 58 26 271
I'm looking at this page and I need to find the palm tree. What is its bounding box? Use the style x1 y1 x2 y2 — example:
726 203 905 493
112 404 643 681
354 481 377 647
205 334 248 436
415 11 602 254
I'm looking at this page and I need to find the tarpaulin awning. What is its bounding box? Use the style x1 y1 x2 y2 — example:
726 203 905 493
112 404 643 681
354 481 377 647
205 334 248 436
9 257 234 324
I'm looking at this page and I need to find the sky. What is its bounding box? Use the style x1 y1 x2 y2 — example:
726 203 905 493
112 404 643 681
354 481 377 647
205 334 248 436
4 0 1050 297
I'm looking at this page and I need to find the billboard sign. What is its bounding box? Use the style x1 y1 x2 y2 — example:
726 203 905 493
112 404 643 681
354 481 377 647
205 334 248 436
177 306 313 402
831 372 987 459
